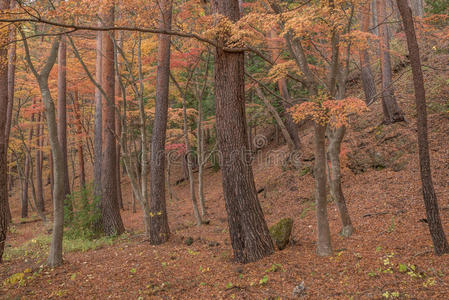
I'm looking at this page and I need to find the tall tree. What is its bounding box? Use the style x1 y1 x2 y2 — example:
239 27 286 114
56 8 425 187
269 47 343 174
149 0 172 245
22 33 64 266
396 0 449 255
100 3 125 236
212 0 274 263
376 0 405 123
0 0 10 262
359 0 377 104
57 35 72 208
93 30 103 218
36 112 45 212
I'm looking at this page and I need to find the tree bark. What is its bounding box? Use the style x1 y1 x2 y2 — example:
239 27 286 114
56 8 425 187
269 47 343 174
377 0 405 123
149 0 172 245
36 112 45 212
73 92 86 188
100 4 125 236
93 29 103 226
57 35 72 208
314 123 332 256
0 0 10 260
212 0 274 264
115 30 124 210
360 1 377 105
396 0 449 255
21 115 35 218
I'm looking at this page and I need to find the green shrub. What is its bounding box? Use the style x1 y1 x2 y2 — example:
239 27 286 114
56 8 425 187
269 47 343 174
64 184 102 240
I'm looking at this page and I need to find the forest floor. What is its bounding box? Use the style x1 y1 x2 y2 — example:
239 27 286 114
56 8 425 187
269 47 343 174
2 41 449 300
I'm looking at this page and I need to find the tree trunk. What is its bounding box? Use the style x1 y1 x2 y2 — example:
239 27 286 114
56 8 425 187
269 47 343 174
22 118 35 218
115 31 124 210
36 112 45 212
73 92 86 188
268 30 301 150
57 36 72 209
360 1 377 104
377 0 405 123
0 0 10 259
396 0 449 255
149 0 172 245
101 4 125 236
327 126 353 237
93 29 103 226
182 89 202 226
5 0 17 224
212 0 274 264
314 122 332 256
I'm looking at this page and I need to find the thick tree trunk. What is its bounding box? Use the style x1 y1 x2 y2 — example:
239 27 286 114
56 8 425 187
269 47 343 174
396 0 449 255
101 5 125 236
149 0 172 245
360 1 377 104
377 0 405 123
36 113 45 212
0 0 10 260
314 123 332 256
57 36 72 208
213 0 274 264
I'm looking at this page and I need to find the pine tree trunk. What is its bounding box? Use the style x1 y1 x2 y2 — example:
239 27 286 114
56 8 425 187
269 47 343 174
377 0 405 123
115 31 124 210
396 0 449 255
314 122 332 256
100 4 125 236
149 0 172 245
212 0 274 264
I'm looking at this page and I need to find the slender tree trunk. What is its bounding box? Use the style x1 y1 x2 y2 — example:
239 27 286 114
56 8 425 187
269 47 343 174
360 1 377 104
115 31 124 210
36 112 45 212
377 0 405 123
21 34 64 266
4 0 16 224
396 0 449 255
182 90 202 226
268 30 301 150
314 122 332 256
57 36 72 210
327 126 353 237
73 92 86 188
21 118 35 218
149 0 172 245
197 99 207 217
212 0 274 264
100 4 125 236
0 0 8 258
93 30 103 225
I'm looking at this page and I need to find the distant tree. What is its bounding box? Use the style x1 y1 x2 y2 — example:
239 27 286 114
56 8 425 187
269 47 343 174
376 0 405 123
396 0 449 255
